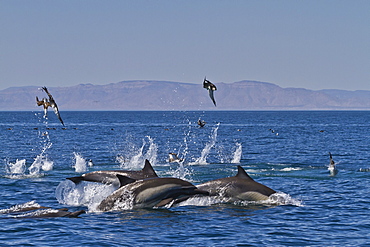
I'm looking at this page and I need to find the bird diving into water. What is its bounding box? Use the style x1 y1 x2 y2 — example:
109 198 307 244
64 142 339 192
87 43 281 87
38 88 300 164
203 77 217 106
328 152 338 176
36 87 64 126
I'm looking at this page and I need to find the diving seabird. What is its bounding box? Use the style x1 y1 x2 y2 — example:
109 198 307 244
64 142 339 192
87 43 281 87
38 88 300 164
328 152 338 176
41 87 64 126
36 96 51 117
203 77 217 106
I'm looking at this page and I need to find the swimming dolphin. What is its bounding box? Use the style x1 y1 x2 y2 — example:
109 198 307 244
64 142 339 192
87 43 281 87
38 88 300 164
41 87 64 126
203 77 217 106
66 159 158 187
15 208 86 218
197 119 206 128
0 201 49 214
97 176 209 211
196 165 276 202
168 153 183 163
328 152 338 176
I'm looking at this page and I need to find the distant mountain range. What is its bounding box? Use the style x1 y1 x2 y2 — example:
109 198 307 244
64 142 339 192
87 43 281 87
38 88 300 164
1 80 370 111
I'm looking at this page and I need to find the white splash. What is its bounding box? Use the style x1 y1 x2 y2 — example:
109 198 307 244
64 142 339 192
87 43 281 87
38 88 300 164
279 167 303 172
28 142 54 176
266 192 303 207
192 124 219 165
73 152 87 173
118 136 158 170
231 142 242 164
5 159 27 175
5 143 53 179
55 180 116 212
0 201 42 214
166 164 193 181
176 196 222 207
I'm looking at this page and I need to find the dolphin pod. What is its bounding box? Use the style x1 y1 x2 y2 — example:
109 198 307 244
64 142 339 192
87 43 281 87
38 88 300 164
73 162 277 211
67 159 158 187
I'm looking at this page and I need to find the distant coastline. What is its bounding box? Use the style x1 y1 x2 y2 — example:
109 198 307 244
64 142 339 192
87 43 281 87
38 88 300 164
1 80 370 111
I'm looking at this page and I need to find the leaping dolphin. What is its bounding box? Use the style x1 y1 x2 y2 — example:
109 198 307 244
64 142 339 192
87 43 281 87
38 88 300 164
40 87 64 126
196 165 276 202
97 176 209 211
203 77 217 106
66 159 158 187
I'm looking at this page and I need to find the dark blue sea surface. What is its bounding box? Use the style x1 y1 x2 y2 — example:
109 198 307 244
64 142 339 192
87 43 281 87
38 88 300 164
1 111 370 246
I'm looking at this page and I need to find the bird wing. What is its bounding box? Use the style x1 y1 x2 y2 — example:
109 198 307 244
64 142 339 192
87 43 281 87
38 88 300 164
208 89 217 106
52 104 64 126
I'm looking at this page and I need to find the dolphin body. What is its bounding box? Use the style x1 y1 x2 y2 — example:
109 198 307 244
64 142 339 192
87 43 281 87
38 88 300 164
66 159 158 187
97 176 209 211
1 202 85 218
196 165 276 202
15 208 86 218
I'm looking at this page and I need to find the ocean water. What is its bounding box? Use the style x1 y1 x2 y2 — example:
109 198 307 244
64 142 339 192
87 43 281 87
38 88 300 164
1 111 370 246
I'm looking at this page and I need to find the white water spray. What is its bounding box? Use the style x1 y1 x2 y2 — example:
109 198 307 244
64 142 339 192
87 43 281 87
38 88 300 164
55 180 116 212
73 152 87 173
231 142 242 164
193 124 219 164
118 136 158 169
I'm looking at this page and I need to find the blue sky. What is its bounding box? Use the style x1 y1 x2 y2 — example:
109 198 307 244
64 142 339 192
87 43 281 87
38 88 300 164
1 0 370 91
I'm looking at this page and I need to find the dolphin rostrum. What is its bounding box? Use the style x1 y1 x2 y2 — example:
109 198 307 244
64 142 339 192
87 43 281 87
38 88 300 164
196 165 276 202
97 176 209 211
203 77 217 106
67 159 158 187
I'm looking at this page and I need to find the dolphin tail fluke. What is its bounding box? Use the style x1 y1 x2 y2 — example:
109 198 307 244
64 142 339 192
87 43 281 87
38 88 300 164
116 174 137 187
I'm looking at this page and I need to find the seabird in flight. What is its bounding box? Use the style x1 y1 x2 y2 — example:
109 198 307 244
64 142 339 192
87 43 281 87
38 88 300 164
203 77 217 106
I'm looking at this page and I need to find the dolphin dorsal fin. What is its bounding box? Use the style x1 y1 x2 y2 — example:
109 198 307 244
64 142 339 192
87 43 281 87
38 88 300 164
116 174 137 188
142 159 158 178
235 165 255 181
